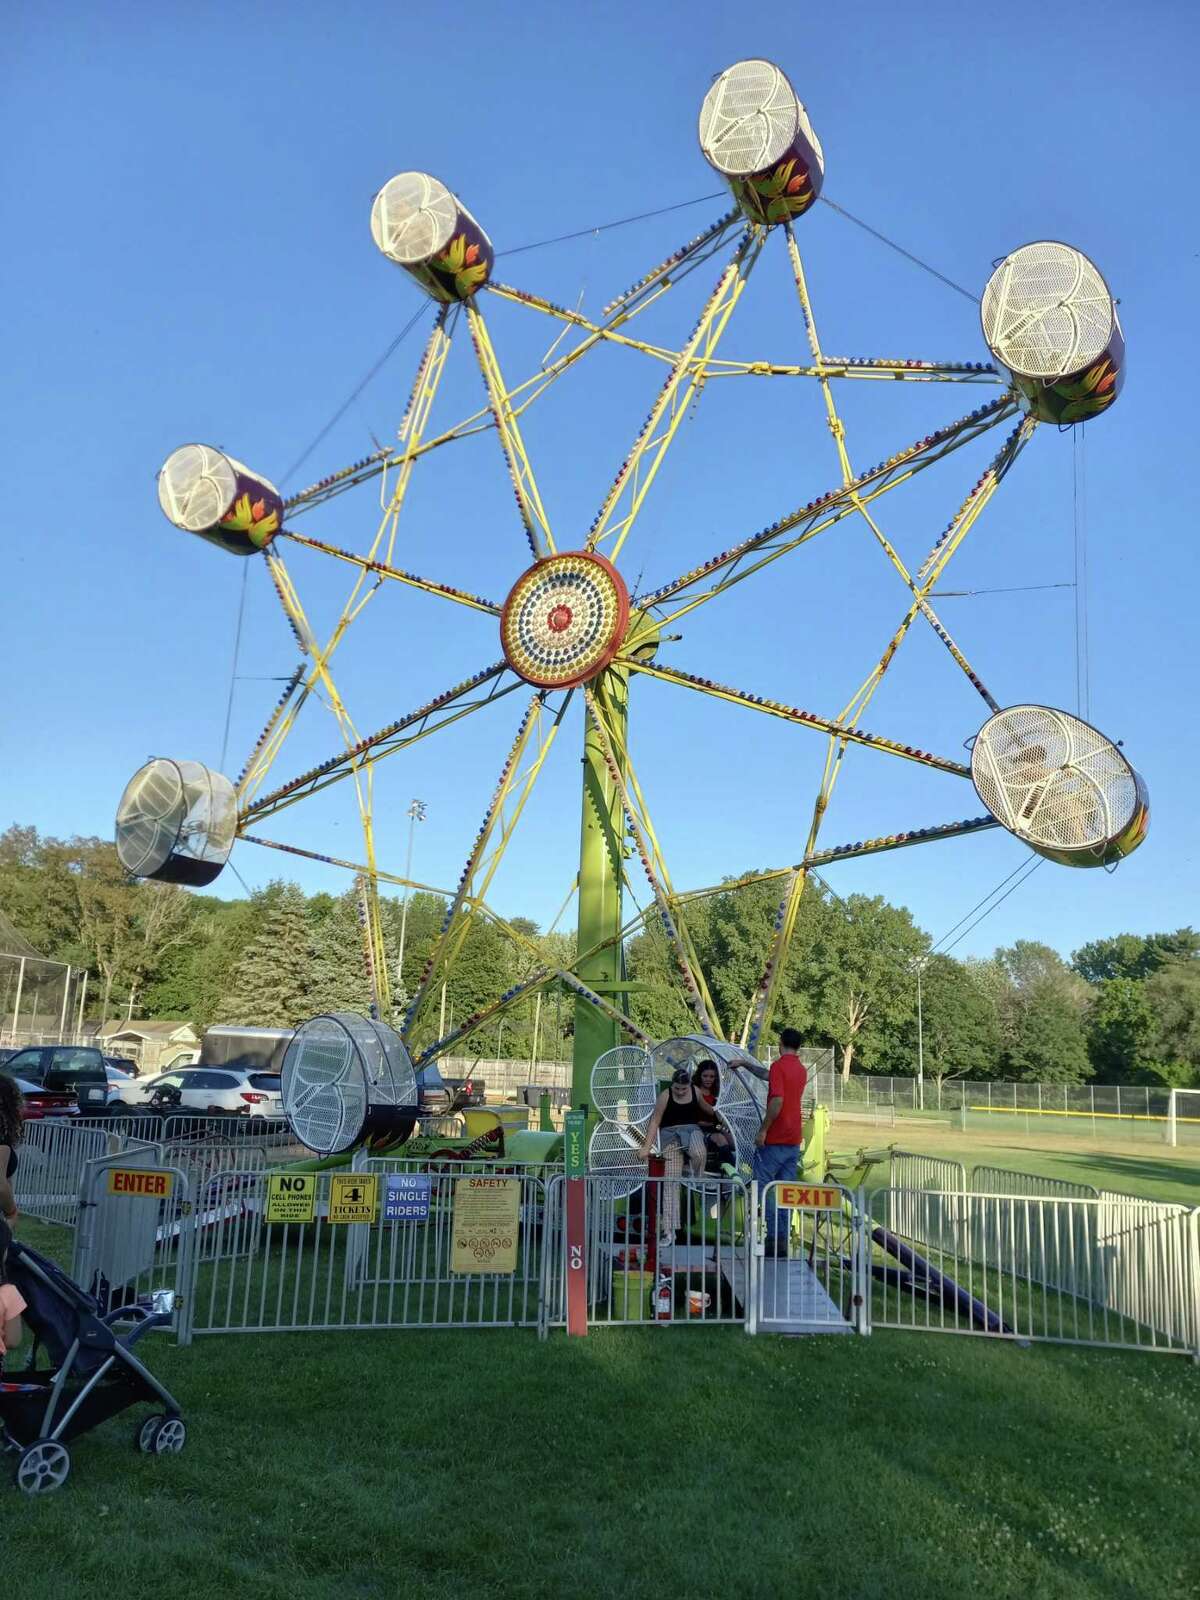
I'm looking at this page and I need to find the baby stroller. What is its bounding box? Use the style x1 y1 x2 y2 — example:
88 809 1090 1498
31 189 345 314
1 1238 186 1495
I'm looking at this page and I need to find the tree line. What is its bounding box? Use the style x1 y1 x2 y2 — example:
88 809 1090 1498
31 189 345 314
1 825 1196 1086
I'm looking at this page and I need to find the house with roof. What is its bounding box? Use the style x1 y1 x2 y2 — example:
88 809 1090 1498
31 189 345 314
82 1019 200 1075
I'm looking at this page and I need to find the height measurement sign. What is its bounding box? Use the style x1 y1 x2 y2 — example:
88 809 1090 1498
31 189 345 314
451 1177 520 1273
563 1108 587 1337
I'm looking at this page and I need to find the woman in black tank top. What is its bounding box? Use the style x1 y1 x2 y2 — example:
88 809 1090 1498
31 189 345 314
641 1069 714 1176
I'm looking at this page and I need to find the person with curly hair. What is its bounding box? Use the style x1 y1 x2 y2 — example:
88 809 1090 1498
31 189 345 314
0 1073 24 1229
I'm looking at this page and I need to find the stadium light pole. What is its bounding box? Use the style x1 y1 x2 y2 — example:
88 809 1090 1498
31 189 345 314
396 798 428 998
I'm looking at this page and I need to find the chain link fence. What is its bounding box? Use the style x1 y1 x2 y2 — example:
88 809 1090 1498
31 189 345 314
830 1072 1197 1145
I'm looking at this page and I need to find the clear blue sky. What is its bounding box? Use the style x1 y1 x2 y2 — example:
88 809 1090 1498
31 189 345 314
3 0 1197 963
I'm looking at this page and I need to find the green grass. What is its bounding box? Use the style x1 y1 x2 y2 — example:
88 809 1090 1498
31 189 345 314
3 1320 1198 1600
7 1141 1198 1598
830 1122 1200 1207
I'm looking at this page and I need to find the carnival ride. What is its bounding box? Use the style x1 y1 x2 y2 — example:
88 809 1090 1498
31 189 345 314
114 58 1146 1181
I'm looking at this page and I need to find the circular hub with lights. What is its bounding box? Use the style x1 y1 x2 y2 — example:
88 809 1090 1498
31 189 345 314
500 551 630 689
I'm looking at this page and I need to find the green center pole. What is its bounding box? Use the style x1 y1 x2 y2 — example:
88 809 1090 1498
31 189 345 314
571 665 630 1111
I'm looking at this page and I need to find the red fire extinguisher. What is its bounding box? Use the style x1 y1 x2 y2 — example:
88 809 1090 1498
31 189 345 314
655 1270 673 1321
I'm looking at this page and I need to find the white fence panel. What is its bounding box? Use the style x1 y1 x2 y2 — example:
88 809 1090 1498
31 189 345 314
869 1189 1199 1355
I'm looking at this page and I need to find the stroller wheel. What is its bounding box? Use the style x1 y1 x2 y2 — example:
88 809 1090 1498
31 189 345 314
137 1414 187 1455
14 1439 71 1496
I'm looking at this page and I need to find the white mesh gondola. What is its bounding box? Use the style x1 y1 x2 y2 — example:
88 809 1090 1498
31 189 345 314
699 60 801 174
590 1044 655 1125
371 173 460 264
587 1120 649 1201
981 243 1115 380
157 444 282 556
115 759 237 887
698 59 823 226
370 172 493 302
647 1036 767 1170
971 706 1149 868
281 1012 418 1156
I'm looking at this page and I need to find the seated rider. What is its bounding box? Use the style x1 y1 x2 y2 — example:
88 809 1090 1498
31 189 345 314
640 1068 715 1178
691 1060 736 1171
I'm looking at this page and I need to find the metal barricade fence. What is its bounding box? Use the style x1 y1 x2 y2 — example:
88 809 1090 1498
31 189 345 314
887 1152 967 1256
968 1168 1100 1296
1096 1193 1200 1350
156 1113 301 1161
72 1149 195 1344
970 1165 1098 1202
542 1174 751 1333
187 1157 547 1336
14 1119 159 1226
868 1188 1200 1356
752 1183 864 1336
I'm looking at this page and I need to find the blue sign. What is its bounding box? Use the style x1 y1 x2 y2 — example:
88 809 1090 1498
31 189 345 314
384 1173 432 1222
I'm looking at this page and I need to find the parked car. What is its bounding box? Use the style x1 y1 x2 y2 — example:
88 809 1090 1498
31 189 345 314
415 1063 452 1116
3 1074 79 1120
1 1046 109 1113
115 1066 284 1119
94 1061 142 1105
442 1073 486 1108
102 1056 139 1077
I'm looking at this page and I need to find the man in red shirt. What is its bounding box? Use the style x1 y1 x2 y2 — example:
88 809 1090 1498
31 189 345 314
753 1028 808 1255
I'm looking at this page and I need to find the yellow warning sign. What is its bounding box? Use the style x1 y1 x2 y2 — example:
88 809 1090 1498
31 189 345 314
328 1172 379 1224
266 1172 316 1224
107 1167 174 1198
777 1183 842 1210
451 1176 520 1274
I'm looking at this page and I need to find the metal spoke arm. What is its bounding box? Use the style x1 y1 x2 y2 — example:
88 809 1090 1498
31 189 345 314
586 229 763 561
842 417 1036 726
239 833 548 969
583 687 720 1037
698 356 1003 383
240 663 518 822
620 657 971 777
239 320 459 800
415 964 651 1067
743 421 1033 1051
280 530 501 616
466 300 556 559
486 283 680 365
671 815 1004 909
601 207 743 315
402 694 568 1043
257 548 391 1013
645 394 1018 623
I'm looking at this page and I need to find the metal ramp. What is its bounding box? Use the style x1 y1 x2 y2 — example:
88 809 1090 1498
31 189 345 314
724 1253 855 1335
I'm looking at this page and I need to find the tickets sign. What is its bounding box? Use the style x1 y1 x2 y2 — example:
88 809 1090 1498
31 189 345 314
266 1172 316 1224
776 1184 842 1210
328 1172 379 1224
451 1176 520 1274
106 1167 174 1198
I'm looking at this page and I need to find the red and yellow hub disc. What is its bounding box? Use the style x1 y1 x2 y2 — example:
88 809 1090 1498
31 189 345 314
500 551 630 689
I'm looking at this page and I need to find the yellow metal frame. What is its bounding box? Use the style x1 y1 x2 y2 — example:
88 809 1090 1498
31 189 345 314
466 301 556 558
401 693 569 1047
218 207 1046 1071
586 229 763 562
